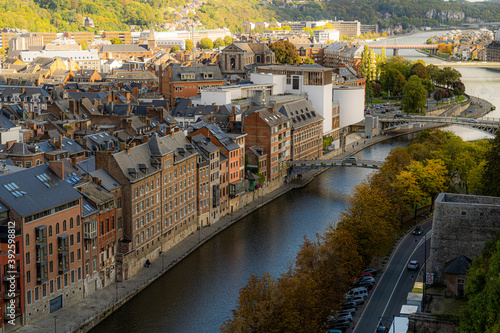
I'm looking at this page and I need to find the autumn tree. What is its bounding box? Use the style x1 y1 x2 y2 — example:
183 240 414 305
480 129 500 196
303 57 314 64
185 39 193 50
395 170 426 221
407 159 448 210
224 35 233 46
410 62 429 80
214 37 225 48
269 40 301 65
110 37 123 44
170 46 180 53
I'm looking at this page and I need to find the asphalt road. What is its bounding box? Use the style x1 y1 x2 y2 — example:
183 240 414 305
351 218 433 332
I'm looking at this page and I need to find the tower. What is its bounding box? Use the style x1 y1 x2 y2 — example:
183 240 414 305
148 21 156 50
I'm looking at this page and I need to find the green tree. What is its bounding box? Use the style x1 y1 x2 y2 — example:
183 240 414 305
185 39 193 50
199 37 213 49
170 46 180 53
214 37 225 48
395 170 426 221
393 73 407 96
110 37 123 44
480 129 500 196
303 57 314 64
302 26 313 37
224 35 233 46
402 75 427 114
269 40 301 65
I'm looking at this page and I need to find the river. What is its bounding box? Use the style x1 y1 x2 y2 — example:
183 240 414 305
92 31 500 333
91 137 412 333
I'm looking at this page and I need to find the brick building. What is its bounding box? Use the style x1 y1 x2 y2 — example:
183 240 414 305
159 64 224 105
0 163 83 324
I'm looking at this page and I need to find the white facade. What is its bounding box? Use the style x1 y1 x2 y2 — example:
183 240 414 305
333 85 365 128
250 73 286 95
193 90 232 106
0 126 21 144
495 29 500 41
313 29 340 43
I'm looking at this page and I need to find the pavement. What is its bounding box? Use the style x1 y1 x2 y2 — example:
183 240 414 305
12 129 430 333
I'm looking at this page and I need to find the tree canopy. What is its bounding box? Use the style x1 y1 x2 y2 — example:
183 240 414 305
269 40 301 65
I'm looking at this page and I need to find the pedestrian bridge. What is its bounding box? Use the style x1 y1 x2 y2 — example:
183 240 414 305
379 115 500 135
368 44 438 56
288 159 385 178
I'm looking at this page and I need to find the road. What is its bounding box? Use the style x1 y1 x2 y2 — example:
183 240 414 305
352 218 433 332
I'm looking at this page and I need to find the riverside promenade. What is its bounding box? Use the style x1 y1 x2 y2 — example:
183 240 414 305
12 127 438 333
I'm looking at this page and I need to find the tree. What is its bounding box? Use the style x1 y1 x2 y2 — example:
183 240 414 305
224 35 233 46
402 75 427 114
480 129 500 196
393 73 407 96
110 37 123 44
269 40 301 65
395 170 426 221
408 159 448 210
199 37 213 49
410 62 429 80
185 39 193 50
303 57 314 64
214 37 225 48
302 27 313 37
170 46 180 53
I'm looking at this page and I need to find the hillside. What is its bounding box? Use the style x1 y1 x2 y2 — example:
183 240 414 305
1 0 500 33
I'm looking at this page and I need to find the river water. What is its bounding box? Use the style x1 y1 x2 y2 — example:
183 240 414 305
91 137 412 333
92 31 500 333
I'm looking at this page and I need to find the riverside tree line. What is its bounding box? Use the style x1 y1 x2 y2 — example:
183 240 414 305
221 129 500 332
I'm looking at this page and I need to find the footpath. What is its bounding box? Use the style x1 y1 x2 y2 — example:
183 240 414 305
13 127 438 333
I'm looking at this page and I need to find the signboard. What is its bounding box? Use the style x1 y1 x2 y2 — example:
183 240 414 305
426 272 434 285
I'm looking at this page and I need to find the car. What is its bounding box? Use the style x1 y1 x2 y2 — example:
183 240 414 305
329 330 343 333
363 268 377 276
342 301 358 310
405 115 413 118
375 325 389 333
407 260 419 270
350 295 367 305
358 276 375 283
468 118 479 123
331 318 351 329
343 157 357 163
340 307 356 315
413 226 423 235
346 287 368 300
394 113 404 118
353 280 374 290
366 110 371 114
335 312 353 322
360 271 373 278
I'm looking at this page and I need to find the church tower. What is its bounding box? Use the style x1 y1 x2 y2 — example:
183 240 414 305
148 22 156 50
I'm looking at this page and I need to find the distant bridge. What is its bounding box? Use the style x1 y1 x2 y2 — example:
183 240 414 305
379 115 500 135
288 159 385 178
368 44 438 56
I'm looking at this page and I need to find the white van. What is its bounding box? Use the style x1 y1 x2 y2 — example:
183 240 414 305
345 287 368 300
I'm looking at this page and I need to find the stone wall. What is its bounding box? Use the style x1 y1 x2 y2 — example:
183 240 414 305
429 193 500 282
407 312 458 333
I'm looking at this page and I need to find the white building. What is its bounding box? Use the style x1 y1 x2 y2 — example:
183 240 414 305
313 29 340 43
19 49 101 70
332 85 365 129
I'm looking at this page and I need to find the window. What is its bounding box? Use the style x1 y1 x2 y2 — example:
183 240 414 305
26 252 30 265
27 270 31 283
49 243 53 255
77 249 81 260
77 232 80 243
77 215 80 227
49 226 52 237
27 290 31 305
50 261 53 273
70 218 73 229
57 276 61 290
70 235 74 246
117 197 122 208
63 220 67 231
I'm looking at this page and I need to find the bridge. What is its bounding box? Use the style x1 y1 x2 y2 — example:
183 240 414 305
288 159 385 178
368 44 438 56
378 115 500 135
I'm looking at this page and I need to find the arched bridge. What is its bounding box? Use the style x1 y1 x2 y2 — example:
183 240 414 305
288 159 385 178
379 115 500 135
368 44 438 56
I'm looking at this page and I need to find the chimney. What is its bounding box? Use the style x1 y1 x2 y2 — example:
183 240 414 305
130 142 136 147
269 107 274 113
95 151 113 171
92 177 99 185
216 106 219 112
126 147 130 154
232 106 236 114
48 160 65 179
50 137 56 145
120 142 127 151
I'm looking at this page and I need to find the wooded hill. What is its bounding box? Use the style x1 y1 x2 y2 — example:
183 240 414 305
1 0 500 33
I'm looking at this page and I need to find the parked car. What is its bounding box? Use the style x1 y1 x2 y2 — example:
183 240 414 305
340 307 356 315
342 301 358 310
332 318 351 329
329 330 343 333
394 113 404 118
358 276 375 283
350 295 367 305
354 280 374 290
335 311 353 322
468 118 478 123
413 226 423 235
360 271 373 278
363 268 377 277
346 287 368 300
407 260 419 270
375 324 389 333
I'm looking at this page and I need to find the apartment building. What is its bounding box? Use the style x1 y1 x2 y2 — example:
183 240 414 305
102 31 132 44
0 163 84 324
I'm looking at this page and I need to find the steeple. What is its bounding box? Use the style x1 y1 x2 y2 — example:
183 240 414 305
148 21 156 50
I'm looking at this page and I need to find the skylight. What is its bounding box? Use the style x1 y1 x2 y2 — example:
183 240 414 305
36 173 57 188
3 182 27 198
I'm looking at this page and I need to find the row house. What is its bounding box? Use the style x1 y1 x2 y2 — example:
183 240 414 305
94 131 198 278
296 43 328 66
278 99 323 161
323 43 363 75
243 107 291 184
190 133 222 225
159 64 224 105
0 163 83 324
0 86 52 115
75 182 116 291
3 142 45 168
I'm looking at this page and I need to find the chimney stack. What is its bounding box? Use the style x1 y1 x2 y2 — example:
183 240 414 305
48 160 65 179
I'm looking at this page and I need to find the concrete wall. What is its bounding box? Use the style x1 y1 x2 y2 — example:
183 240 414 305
407 312 458 333
429 193 500 282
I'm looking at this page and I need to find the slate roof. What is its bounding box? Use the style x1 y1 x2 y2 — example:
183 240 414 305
444 255 473 275
205 123 240 151
81 198 98 218
0 164 82 217
5 142 41 155
279 99 323 130
89 168 122 192
68 91 107 104
100 44 150 53
75 181 114 205
190 133 219 160
246 107 290 127
0 113 17 129
247 145 267 158
77 157 96 174
168 64 223 82
36 138 86 155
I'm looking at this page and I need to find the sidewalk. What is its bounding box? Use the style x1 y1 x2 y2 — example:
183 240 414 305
12 129 426 333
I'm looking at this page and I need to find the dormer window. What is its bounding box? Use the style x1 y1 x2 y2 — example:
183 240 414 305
181 73 195 80
203 73 213 79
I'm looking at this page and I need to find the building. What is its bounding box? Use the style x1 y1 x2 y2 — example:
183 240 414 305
3 142 45 168
159 64 224 105
330 20 361 37
246 145 267 180
8 35 44 52
312 29 340 44
98 44 152 61
103 31 132 44
64 32 95 45
429 193 500 283
94 132 199 278
323 43 363 75
220 42 275 76
18 50 101 71
278 99 323 161
0 163 83 324
0 86 52 115
243 107 291 183
485 40 500 62
252 65 335 136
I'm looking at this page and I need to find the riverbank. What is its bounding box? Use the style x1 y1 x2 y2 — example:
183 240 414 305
12 126 442 333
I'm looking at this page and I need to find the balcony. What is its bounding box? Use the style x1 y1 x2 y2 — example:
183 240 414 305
84 220 98 239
